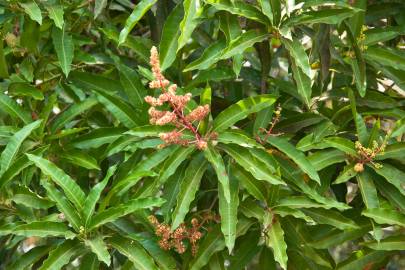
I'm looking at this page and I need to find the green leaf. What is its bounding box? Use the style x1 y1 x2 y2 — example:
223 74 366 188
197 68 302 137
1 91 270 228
114 61 147 107
363 235 405 251
79 254 99 270
12 185 54 209
218 162 239 253
118 0 158 45
276 196 335 209
8 82 44 100
283 8 359 27
204 145 230 203
20 2 42 25
376 142 405 161
94 89 141 128
266 136 320 184
301 208 359 230
184 40 226 71
189 226 225 270
232 163 266 202
370 163 405 196
221 144 284 185
323 136 357 156
206 0 269 24
70 127 125 149
159 3 184 71
282 38 311 78
219 30 269 60
365 46 405 71
27 154 86 210
362 208 405 227
0 120 41 175
158 146 195 186
9 245 51 270
213 94 277 132
83 166 116 227
13 221 75 239
42 180 82 231
356 168 379 209
88 197 165 230
52 26 74 77
177 0 202 52
45 4 64 29
336 249 390 270
0 93 32 124
265 219 288 270
60 150 100 170
0 39 9 78
308 149 346 171
109 235 159 270
50 97 98 132
171 154 208 230
291 60 312 109
39 240 81 270
94 0 108 19
84 236 111 266
334 164 357 184
218 130 263 149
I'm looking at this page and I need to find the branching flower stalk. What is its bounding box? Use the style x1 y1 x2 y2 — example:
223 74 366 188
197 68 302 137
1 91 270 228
256 104 282 144
145 46 211 150
353 140 386 172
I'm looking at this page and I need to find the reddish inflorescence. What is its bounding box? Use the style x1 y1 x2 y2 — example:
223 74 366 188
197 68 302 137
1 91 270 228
145 46 211 150
148 216 203 256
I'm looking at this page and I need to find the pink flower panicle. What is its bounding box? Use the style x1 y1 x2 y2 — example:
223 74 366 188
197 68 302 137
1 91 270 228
144 46 211 150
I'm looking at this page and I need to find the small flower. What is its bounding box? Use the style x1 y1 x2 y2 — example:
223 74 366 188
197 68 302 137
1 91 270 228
354 163 364 172
186 105 210 122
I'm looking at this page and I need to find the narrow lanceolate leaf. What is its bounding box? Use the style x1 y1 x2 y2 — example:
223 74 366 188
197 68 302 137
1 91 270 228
206 0 269 24
50 97 98 132
204 146 230 203
265 219 288 270
9 245 51 270
283 8 360 27
356 168 379 209
302 208 359 230
52 26 74 77
83 166 117 227
27 154 86 210
370 164 405 196
115 61 147 107
60 150 100 170
94 0 108 19
171 154 208 230
213 94 277 131
109 236 159 270
276 196 334 209
362 208 405 227
177 0 202 52
12 185 54 209
184 39 226 71
158 146 195 186
88 197 165 230
364 235 405 251
39 240 81 270
291 60 312 108
0 93 32 124
45 4 64 29
336 249 390 270
219 30 269 60
95 89 141 128
42 180 82 231
160 4 184 71
13 221 75 239
221 144 283 185
232 163 266 202
85 236 111 266
218 130 264 149
282 38 311 77
219 165 239 253
20 2 42 24
189 227 226 270
266 136 320 184
0 120 41 175
118 0 158 45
